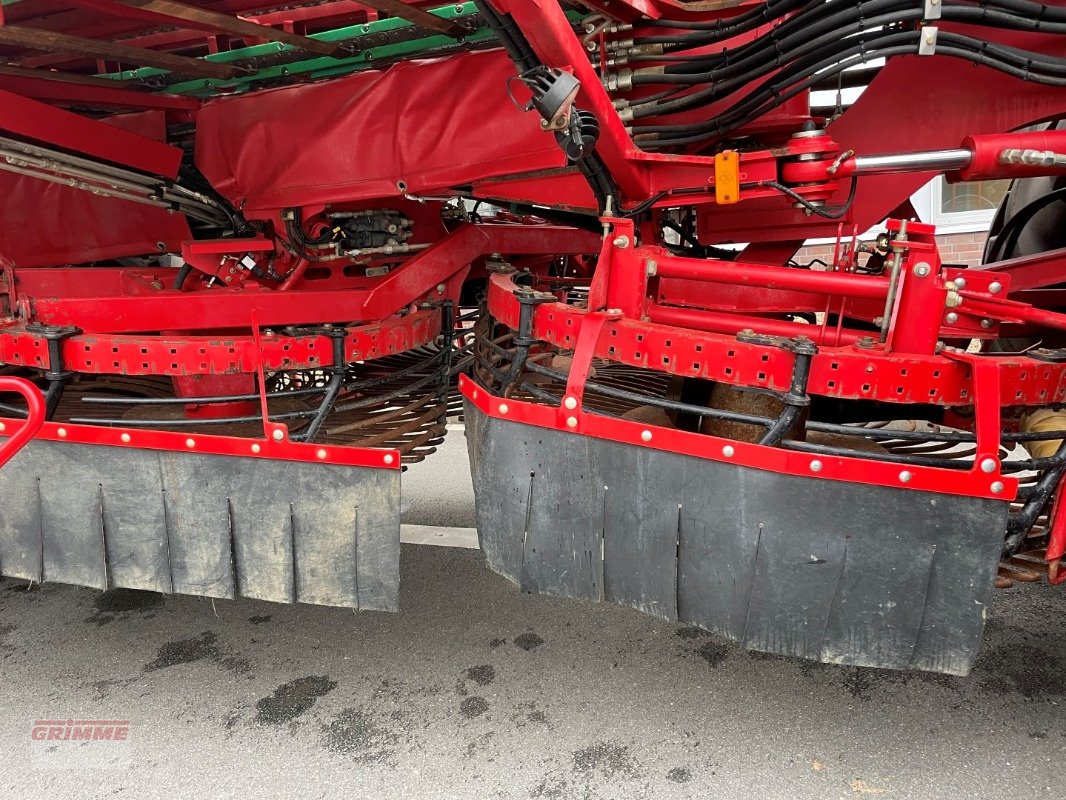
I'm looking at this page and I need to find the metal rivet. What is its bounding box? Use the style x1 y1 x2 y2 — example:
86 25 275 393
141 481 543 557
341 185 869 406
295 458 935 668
988 281 1002 294
954 277 966 289
809 459 823 473
185 438 196 448
566 416 578 429
980 318 994 329
563 396 578 410
945 312 958 324
436 283 446 293
57 427 67 438
722 445 735 457
991 481 1004 494
384 454 395 465
316 448 327 459
251 443 261 454
499 403 509 414
980 457 997 473
120 433 131 443
641 429 652 442
272 429 284 441
899 470 912 483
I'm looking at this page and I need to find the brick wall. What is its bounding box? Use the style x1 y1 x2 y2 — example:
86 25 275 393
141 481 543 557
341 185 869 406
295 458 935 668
792 231 988 269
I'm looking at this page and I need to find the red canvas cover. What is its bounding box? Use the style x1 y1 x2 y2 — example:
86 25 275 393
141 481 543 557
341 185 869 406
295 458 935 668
195 49 565 214
0 110 191 268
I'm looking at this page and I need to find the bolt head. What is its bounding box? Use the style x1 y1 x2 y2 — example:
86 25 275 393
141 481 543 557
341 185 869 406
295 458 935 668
384 453 394 465
316 448 328 459
945 312 958 324
498 403 509 415
436 283 446 293
988 281 1003 294
640 429 652 442
899 470 912 483
0 422 5 433
810 459 823 473
991 481 1005 495
566 416 578 429
612 235 630 248
980 318 994 329
954 277 966 289
120 433 131 443
251 443 261 454
722 445 735 457
185 438 196 448
913 263 931 277
57 427 67 438
980 457 997 473
272 429 284 441
563 396 578 410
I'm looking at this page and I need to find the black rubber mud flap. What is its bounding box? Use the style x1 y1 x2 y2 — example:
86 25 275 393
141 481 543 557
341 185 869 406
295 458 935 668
0 439 399 610
465 400 1008 675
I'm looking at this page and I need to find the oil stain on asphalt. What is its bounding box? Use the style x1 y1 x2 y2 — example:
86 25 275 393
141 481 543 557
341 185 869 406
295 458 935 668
256 676 337 725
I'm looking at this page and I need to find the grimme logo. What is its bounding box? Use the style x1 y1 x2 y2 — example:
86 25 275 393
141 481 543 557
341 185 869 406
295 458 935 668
31 719 130 742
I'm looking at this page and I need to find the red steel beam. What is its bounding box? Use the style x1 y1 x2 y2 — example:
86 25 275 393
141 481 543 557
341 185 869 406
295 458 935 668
0 69 199 111
64 0 348 58
647 303 865 346
974 246 1066 293
354 0 465 36
653 254 891 300
0 89 182 176
0 24 241 80
23 225 601 333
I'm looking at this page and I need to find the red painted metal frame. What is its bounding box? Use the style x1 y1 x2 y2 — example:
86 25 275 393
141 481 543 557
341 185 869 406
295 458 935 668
0 74 200 114
0 89 182 178
0 308 441 377
0 414 401 470
0 376 44 468
16 224 600 334
486 270 1066 408
459 373 1018 501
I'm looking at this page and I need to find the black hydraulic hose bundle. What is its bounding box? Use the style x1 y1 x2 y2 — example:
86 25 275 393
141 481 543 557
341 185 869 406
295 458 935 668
610 0 1066 148
475 0 619 212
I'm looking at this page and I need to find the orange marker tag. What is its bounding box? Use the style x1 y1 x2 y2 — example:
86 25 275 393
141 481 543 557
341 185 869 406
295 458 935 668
714 150 740 205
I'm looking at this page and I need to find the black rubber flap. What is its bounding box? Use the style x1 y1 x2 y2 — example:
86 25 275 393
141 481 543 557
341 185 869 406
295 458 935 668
464 400 1007 675
0 439 399 610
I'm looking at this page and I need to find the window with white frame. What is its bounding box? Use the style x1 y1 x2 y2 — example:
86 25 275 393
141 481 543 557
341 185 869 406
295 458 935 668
910 177 1011 234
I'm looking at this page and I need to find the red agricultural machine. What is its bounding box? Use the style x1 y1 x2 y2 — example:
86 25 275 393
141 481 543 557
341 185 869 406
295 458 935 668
1 0 1065 675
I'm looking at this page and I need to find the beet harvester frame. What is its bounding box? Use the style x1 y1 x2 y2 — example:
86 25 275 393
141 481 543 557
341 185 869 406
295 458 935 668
2 0 1066 673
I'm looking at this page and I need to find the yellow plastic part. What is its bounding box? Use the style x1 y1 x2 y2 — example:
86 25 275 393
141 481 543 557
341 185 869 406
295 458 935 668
714 150 740 205
1021 408 1066 459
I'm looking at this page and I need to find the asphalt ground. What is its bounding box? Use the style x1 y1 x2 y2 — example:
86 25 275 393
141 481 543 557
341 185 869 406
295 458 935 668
0 429 1063 799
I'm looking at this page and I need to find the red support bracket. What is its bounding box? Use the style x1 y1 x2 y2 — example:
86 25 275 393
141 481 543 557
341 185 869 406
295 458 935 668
0 376 44 469
561 309 621 418
942 348 1008 494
